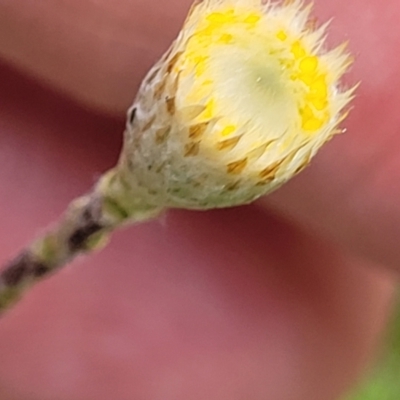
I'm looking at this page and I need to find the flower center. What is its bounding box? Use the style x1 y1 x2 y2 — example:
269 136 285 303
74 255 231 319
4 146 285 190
175 3 332 152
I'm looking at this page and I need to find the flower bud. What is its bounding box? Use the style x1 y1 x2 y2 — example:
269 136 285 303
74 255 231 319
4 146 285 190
116 0 354 211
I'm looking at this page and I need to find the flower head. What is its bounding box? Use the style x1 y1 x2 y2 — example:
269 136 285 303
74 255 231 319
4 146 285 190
121 0 354 209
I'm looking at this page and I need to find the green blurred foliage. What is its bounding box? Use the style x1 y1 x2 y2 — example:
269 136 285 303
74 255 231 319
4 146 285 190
343 298 400 400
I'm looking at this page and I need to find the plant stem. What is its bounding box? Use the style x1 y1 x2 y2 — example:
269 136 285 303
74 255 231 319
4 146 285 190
0 168 161 315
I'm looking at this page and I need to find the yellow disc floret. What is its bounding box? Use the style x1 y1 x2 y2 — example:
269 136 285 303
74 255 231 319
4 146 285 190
176 0 341 145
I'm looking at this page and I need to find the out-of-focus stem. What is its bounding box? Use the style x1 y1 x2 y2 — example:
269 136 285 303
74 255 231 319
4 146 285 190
0 168 161 315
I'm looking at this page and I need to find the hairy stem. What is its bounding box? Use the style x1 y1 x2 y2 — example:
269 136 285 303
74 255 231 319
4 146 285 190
0 168 161 315
0 192 113 313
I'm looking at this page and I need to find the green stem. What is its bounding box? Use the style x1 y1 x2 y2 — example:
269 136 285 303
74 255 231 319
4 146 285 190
0 168 161 315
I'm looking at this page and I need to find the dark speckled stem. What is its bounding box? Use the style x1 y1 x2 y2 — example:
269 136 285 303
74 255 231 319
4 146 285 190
0 164 163 315
0 191 118 315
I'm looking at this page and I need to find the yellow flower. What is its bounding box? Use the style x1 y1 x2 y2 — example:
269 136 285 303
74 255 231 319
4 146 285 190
117 0 354 210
